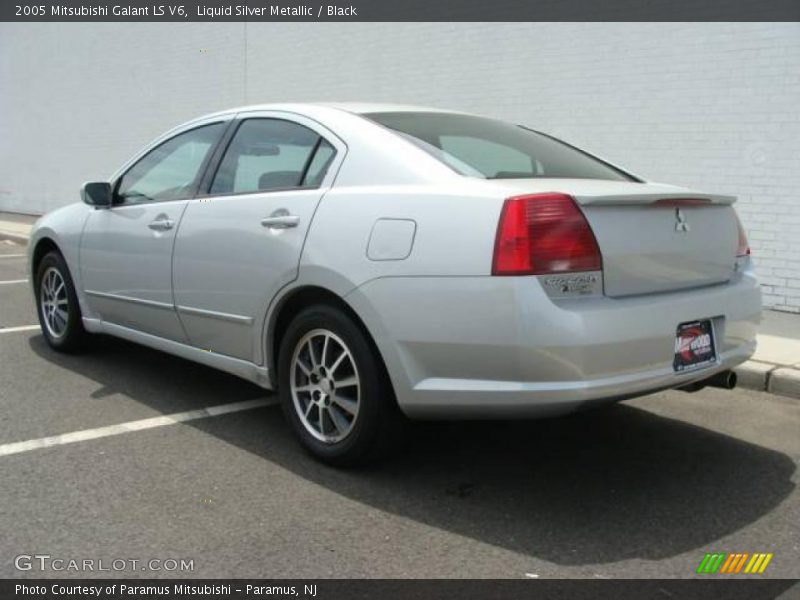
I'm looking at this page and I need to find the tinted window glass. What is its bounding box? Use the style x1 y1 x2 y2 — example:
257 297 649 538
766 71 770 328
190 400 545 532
117 123 224 204
365 112 634 181
211 119 324 195
301 139 336 187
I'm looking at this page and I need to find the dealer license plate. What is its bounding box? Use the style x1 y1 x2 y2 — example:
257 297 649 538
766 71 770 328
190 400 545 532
673 319 717 372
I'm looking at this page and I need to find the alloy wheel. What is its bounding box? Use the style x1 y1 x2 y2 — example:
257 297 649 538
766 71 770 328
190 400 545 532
40 267 69 339
290 328 361 443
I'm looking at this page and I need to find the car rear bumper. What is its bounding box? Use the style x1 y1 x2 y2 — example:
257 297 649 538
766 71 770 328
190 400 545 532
347 269 761 418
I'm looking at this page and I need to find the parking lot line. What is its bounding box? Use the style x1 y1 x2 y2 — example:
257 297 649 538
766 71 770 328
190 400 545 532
0 325 40 333
0 397 277 458
0 254 25 259
0 279 28 285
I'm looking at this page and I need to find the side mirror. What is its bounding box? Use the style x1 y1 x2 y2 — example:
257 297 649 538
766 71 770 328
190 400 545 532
81 181 112 208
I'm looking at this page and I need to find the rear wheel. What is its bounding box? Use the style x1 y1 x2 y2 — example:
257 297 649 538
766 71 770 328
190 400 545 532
35 251 89 352
278 304 404 466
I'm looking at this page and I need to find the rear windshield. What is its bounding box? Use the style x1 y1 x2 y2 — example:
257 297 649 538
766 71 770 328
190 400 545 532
364 111 636 182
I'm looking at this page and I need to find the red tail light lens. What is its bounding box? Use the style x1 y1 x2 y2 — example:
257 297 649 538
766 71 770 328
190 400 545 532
492 193 602 276
735 212 750 257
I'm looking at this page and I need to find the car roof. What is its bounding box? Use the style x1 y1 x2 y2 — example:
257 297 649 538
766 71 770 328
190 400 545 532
197 102 471 122
315 102 461 114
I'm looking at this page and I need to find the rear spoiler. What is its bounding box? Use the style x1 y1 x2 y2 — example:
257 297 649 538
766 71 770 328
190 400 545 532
572 192 736 206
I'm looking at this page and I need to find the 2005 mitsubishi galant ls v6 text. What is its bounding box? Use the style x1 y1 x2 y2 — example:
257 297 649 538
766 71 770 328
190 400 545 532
29 103 761 464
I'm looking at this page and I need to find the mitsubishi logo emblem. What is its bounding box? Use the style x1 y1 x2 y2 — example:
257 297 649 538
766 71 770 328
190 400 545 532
675 208 690 232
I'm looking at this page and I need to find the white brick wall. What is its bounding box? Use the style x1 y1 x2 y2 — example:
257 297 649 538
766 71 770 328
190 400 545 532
1 23 798 310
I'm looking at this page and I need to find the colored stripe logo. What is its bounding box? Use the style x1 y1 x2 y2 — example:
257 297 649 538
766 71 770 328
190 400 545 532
697 552 773 574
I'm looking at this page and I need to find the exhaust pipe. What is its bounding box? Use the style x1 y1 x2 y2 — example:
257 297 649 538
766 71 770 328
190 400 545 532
705 369 737 390
677 369 737 393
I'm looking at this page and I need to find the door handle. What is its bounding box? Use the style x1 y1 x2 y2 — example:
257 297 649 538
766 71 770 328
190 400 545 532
261 215 300 229
148 218 175 231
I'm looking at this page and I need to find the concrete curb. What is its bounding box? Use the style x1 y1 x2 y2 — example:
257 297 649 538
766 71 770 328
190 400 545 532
734 361 774 390
0 213 36 244
0 230 29 245
768 367 800 400
735 360 800 400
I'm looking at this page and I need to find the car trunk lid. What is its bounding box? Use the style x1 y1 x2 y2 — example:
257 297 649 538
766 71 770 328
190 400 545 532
486 179 739 297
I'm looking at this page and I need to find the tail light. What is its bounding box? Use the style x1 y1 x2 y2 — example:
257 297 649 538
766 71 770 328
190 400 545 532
734 212 750 257
492 193 602 276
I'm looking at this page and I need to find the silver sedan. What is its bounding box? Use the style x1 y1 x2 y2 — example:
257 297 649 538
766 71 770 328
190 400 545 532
28 103 761 464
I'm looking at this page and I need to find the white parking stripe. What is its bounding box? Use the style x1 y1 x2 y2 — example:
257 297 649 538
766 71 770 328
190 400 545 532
0 279 28 285
0 254 25 259
0 398 277 458
0 325 40 333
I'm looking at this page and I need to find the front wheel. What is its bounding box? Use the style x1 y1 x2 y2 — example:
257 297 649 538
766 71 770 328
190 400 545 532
278 304 404 466
35 251 90 352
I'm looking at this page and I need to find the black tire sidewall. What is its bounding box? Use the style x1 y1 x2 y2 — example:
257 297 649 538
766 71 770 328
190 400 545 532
35 251 85 351
278 305 392 465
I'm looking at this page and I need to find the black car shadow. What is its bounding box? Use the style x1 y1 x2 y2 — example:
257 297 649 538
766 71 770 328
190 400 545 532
30 333 797 566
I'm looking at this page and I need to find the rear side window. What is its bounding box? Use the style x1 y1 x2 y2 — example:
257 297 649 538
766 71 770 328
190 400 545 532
210 119 334 195
365 112 635 182
302 139 336 187
116 122 224 204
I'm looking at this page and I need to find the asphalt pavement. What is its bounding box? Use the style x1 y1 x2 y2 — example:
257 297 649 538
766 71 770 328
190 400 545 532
0 239 798 580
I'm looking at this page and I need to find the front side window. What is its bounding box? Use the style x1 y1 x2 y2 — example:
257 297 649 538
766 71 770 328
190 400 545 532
210 119 334 195
365 112 636 181
116 123 224 204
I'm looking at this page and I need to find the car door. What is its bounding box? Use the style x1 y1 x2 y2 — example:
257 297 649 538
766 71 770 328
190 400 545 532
79 120 228 341
172 113 344 362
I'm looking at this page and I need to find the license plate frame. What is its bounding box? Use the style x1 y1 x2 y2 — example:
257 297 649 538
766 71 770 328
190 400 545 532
673 319 718 373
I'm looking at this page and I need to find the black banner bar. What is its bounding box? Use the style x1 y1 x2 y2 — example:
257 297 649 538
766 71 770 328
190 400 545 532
2 0 800 22
1 579 798 600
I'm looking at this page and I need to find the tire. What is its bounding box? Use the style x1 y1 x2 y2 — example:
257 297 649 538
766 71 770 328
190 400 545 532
278 304 404 466
34 250 90 353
